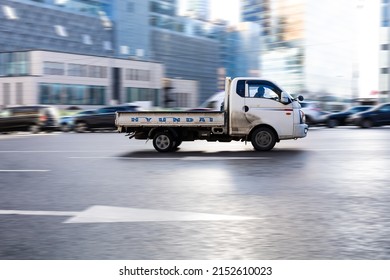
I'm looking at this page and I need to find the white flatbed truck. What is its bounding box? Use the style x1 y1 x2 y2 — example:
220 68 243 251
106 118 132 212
116 77 308 152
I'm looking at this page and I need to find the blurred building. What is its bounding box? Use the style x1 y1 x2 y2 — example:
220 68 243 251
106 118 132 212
0 0 219 106
0 50 164 108
380 0 390 102
0 0 113 56
224 22 261 80
241 0 359 99
185 0 209 21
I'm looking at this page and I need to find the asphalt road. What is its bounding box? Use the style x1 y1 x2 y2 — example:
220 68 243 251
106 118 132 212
0 127 389 260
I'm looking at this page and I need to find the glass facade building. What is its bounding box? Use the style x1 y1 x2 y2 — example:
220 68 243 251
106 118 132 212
241 0 358 98
0 0 113 56
0 0 222 106
0 51 30 76
186 0 209 21
380 0 390 101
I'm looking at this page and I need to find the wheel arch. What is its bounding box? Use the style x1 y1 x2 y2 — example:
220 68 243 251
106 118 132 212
148 127 179 139
248 124 279 142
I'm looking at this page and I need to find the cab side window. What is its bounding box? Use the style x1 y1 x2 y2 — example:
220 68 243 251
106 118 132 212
248 83 280 100
236 80 246 97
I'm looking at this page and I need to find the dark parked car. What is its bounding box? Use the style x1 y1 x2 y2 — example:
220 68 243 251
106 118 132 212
326 105 372 128
73 105 139 132
348 103 390 128
0 105 59 133
59 110 95 132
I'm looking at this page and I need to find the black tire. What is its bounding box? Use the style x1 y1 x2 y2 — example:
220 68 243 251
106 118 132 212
153 131 175 152
75 122 88 133
327 119 338 128
360 119 373 128
61 124 71 132
251 127 277 151
29 124 40 134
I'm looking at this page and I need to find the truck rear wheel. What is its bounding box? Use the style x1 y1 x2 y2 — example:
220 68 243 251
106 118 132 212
251 127 276 151
153 131 175 152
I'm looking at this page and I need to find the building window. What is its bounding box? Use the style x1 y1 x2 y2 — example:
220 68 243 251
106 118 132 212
98 11 112 29
44 62 65 75
136 49 145 57
2 5 18 20
381 68 389 74
382 6 390 27
82 34 93 45
120 46 130 55
0 52 30 76
125 69 151 81
55 0 68 6
381 44 389 50
127 2 134 13
54 25 68 37
103 41 112 51
39 83 105 105
88 65 107 78
68 64 88 77
126 87 159 106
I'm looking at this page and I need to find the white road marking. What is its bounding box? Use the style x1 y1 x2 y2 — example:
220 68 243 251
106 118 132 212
0 132 59 139
0 170 50 172
67 156 270 160
0 210 78 216
0 205 258 224
183 156 270 161
0 150 116 153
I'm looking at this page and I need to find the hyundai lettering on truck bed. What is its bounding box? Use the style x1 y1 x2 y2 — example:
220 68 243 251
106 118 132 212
115 77 308 152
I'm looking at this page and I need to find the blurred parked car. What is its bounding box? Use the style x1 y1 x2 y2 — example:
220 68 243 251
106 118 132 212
299 101 326 125
0 105 59 133
348 103 390 128
189 91 225 111
59 110 95 132
326 105 373 128
73 105 139 132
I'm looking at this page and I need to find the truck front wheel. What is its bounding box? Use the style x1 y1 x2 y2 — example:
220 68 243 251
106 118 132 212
153 131 175 152
251 127 276 151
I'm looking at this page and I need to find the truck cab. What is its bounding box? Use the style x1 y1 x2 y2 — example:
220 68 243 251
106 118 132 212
225 77 306 139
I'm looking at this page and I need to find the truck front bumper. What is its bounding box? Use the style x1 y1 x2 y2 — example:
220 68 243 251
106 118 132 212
294 124 309 138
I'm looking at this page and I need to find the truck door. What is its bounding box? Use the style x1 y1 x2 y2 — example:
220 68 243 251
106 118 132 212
243 80 294 137
232 80 294 138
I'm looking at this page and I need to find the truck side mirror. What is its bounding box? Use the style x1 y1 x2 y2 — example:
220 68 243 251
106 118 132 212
281 92 291 104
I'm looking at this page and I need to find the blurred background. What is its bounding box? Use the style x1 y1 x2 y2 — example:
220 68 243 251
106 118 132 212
0 0 386 111
1 1 390 261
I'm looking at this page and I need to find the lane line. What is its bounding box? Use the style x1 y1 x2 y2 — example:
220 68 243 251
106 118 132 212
0 210 77 216
0 150 117 153
67 156 270 161
0 170 50 172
